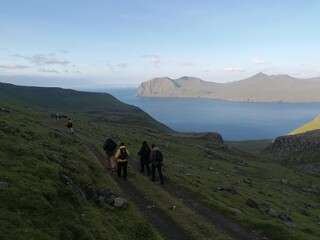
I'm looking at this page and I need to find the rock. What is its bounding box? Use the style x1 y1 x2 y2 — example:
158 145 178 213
217 186 238 194
99 198 114 210
83 183 98 201
261 130 320 175
279 213 295 227
114 197 128 208
266 208 278 217
230 207 242 214
246 198 259 209
208 167 214 171
243 178 252 185
0 181 9 189
105 195 116 205
169 205 177 210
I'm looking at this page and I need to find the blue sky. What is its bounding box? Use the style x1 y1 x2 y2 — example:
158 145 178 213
0 0 319 88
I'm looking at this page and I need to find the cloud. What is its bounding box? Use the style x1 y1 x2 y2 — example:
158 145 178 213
223 67 245 72
253 59 267 65
12 53 69 65
142 54 160 68
117 63 128 69
32 54 69 65
180 61 195 66
38 68 59 73
0 64 30 69
106 61 128 72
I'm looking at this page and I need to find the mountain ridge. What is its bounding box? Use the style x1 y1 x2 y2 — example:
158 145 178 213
138 73 320 103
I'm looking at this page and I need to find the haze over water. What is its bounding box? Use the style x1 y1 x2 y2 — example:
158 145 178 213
90 88 320 141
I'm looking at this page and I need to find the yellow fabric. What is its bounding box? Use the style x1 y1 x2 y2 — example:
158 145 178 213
115 145 130 162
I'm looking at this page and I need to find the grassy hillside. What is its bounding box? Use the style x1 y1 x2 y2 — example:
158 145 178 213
1 83 320 240
289 115 320 135
0 100 160 240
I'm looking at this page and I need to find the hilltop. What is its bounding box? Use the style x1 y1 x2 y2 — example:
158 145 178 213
138 73 320 103
1 82 320 240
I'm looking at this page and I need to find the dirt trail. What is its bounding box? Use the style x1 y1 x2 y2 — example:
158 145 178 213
81 138 193 240
78 134 268 240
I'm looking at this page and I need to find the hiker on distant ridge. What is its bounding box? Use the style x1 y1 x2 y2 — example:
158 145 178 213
65 118 74 134
103 137 117 172
114 143 130 180
138 141 151 176
150 144 164 184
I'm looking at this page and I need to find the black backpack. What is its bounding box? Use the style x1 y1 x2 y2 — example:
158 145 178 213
119 148 128 160
153 150 163 162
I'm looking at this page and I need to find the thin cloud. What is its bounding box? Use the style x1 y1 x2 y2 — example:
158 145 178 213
12 53 69 65
117 63 128 69
223 67 245 72
180 61 195 66
0 64 30 69
32 54 69 65
142 54 160 68
253 59 267 65
107 61 128 72
38 68 59 73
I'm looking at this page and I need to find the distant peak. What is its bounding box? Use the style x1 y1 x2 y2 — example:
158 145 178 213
179 76 195 80
253 72 268 77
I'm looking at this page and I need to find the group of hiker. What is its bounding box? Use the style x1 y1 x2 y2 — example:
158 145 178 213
51 114 164 183
103 138 164 184
51 113 74 134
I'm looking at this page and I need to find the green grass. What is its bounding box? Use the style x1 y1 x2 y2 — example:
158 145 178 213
1 86 320 240
0 101 161 240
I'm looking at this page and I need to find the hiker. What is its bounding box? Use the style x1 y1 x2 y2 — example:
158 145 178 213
138 141 151 175
114 143 130 180
150 144 164 184
65 118 74 134
103 137 117 172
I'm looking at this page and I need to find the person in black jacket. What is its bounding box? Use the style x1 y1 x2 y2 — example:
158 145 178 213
103 137 117 172
150 144 164 184
138 141 151 175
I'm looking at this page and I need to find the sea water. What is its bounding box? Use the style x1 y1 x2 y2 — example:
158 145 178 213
87 88 320 141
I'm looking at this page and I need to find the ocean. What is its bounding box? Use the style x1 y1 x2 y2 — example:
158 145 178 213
87 88 320 141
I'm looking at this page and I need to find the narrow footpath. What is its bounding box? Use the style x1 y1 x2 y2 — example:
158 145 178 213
79 134 268 240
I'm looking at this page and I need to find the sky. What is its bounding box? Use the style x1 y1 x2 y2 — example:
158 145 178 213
0 0 320 88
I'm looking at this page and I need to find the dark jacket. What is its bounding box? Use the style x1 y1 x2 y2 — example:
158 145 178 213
103 138 117 155
138 143 151 161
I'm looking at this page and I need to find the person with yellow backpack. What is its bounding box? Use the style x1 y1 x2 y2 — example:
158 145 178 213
114 143 130 180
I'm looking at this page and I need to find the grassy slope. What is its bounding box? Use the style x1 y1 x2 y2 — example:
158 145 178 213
0 100 161 240
289 116 320 135
79 112 320 240
1 83 319 240
226 139 272 155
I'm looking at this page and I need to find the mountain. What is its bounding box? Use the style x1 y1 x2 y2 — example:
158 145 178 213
138 73 320 103
289 115 320 135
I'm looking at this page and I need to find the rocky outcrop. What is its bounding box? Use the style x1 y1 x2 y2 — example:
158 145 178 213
261 130 320 175
173 132 224 144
